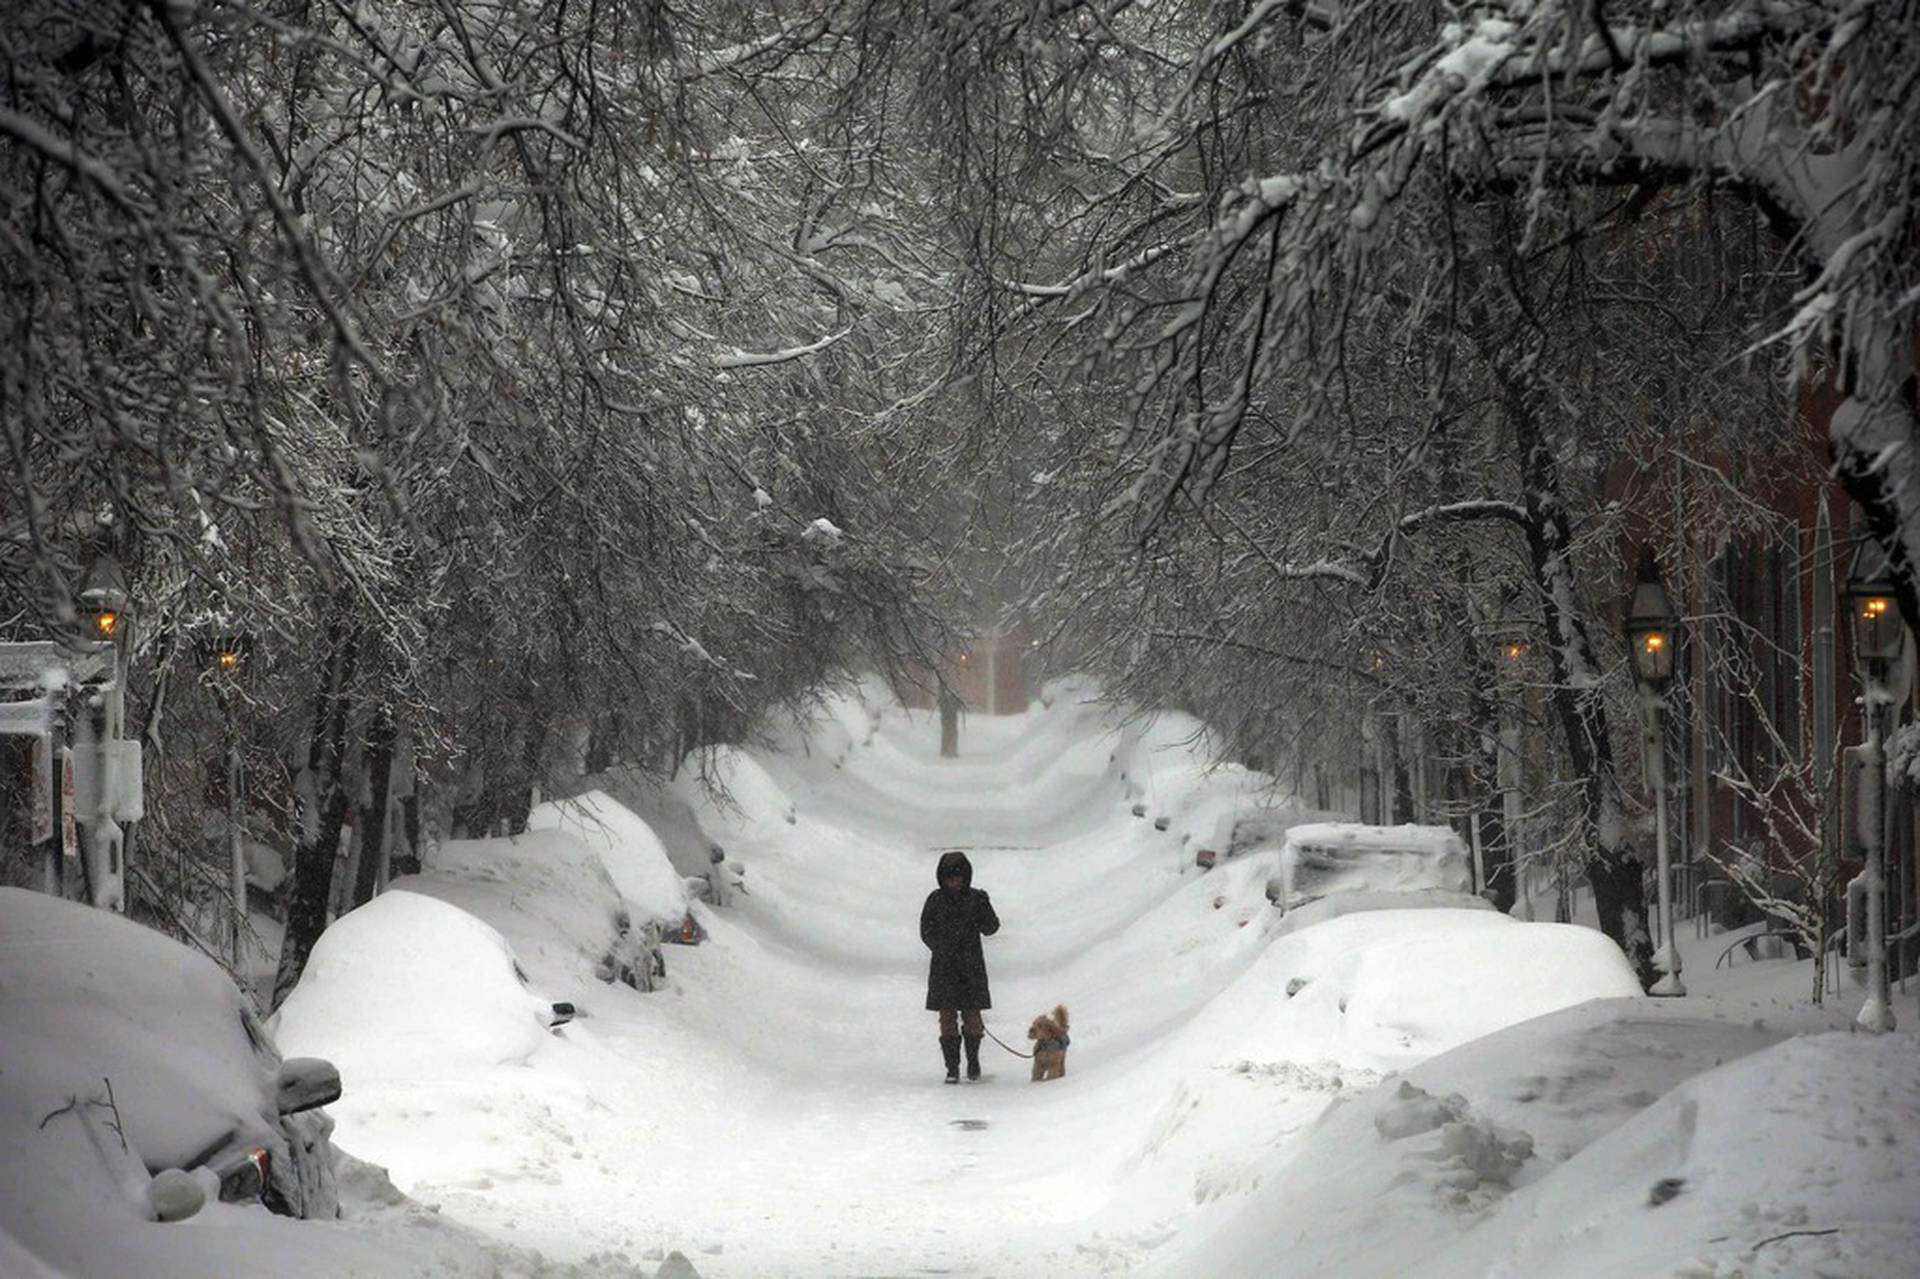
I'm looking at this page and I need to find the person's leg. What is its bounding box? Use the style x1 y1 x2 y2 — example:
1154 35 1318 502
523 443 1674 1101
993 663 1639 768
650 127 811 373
937 1010 961 1083
961 1010 984 1080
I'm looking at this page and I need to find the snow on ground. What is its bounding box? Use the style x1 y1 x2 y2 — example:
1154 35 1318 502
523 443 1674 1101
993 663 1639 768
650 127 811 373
255 677 1920 1278
527 790 692 930
16 676 1918 1277
0 889 601 1278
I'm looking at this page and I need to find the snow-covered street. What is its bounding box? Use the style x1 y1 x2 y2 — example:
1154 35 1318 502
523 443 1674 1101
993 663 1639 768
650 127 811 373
8 4 1920 1273
256 684 1919 1278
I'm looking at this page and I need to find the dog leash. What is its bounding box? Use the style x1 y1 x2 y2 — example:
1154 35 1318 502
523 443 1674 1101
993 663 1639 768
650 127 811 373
981 1025 1033 1059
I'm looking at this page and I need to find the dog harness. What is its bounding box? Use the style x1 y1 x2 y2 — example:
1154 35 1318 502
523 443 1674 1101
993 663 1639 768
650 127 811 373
1034 1034 1070 1053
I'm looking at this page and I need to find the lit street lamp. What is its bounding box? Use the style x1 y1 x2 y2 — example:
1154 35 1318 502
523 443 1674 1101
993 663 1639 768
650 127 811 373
76 556 134 913
201 634 255 980
1624 548 1684 996
1846 534 1904 1034
1495 636 1528 915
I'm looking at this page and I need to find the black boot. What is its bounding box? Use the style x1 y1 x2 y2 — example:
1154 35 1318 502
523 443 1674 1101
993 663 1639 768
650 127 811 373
940 1035 961 1084
963 1034 983 1081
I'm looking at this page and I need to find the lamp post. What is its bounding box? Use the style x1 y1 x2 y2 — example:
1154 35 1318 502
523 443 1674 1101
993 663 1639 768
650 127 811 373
1846 535 1904 1034
203 634 255 981
76 556 132 913
1624 548 1684 996
1496 638 1528 915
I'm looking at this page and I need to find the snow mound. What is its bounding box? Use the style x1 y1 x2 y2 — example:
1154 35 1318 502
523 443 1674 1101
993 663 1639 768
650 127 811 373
396 828 660 995
0 887 278 1174
1143 994 1864 1278
758 686 882 770
1371 1079 1535 1197
1278 821 1471 907
528 789 689 928
674 744 796 837
1425 1029 1920 1278
275 890 557 1080
581 764 727 880
1181 907 1643 1071
1340 914 1638 1058
1272 887 1494 937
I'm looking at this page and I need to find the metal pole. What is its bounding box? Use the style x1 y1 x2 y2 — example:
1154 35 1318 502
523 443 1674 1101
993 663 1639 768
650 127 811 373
228 697 247 983
1500 710 1527 917
1857 698 1895 1032
44 724 64 896
1648 688 1684 995
1469 811 1485 897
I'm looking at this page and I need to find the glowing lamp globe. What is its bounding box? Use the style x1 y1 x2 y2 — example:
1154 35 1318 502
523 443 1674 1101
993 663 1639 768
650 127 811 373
77 555 131 647
1623 549 1678 691
1847 535 1907 669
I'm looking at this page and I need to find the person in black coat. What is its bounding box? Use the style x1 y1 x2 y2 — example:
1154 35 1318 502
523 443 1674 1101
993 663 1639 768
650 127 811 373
920 849 1000 1083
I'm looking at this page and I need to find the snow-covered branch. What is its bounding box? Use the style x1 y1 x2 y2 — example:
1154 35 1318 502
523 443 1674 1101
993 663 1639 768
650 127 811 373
998 241 1183 300
1396 499 1530 535
712 326 854 370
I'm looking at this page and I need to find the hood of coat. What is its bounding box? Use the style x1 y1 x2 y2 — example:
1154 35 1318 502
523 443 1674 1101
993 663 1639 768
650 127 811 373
935 850 973 889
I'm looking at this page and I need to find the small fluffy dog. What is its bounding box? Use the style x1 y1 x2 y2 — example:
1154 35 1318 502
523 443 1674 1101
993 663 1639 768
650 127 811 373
1027 1004 1070 1082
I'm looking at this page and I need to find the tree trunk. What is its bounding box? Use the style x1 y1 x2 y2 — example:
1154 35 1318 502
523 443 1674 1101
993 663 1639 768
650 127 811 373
939 686 960 758
350 706 397 908
395 785 422 878
1505 363 1658 987
504 707 547 836
271 621 359 1010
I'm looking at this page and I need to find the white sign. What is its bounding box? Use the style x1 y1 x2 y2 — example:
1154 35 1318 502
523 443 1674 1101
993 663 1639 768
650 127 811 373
110 739 144 822
30 733 52 844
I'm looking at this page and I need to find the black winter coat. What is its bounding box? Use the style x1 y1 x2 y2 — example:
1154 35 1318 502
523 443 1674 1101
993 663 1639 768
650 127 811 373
921 850 1000 1011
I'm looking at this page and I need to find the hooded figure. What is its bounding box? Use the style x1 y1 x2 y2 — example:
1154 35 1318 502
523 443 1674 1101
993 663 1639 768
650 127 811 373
920 850 1000 1082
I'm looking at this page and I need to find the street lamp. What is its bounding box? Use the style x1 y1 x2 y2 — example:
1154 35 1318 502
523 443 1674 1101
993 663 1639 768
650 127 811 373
1624 548 1684 996
75 556 134 913
77 557 130 646
200 633 255 984
1846 533 1904 1033
1493 635 1529 915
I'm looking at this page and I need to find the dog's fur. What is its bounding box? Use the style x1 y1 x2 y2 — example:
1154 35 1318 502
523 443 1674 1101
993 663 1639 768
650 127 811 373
1027 1004 1070 1082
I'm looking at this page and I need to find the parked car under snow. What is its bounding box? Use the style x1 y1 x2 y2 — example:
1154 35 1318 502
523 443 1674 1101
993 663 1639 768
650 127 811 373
0 888 342 1227
1266 822 1475 915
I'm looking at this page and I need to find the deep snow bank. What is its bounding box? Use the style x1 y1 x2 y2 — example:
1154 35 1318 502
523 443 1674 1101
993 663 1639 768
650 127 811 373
528 789 692 928
274 890 564 1078
251 676 1896 1279
0 888 281 1174
1424 1028 1920 1279
0 888 551 1279
368 799 687 1001
1143 994 1877 1278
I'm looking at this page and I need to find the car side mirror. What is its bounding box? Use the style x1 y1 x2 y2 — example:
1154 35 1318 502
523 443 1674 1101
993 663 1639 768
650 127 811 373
276 1058 342 1115
549 1001 576 1028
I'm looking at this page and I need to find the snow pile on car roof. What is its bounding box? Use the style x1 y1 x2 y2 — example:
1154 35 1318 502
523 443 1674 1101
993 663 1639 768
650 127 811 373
674 743 797 838
526 789 690 928
1278 821 1472 902
1176 904 1643 1074
1284 821 1465 849
392 824 678 994
274 890 557 1080
0 887 277 1174
1 889 530 1277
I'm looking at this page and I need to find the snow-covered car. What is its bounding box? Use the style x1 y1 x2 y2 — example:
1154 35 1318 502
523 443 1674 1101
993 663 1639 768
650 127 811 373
1266 822 1473 913
0 887 342 1222
275 889 582 1083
